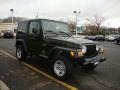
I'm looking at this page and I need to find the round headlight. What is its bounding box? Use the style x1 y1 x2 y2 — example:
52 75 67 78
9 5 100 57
82 45 87 53
96 45 99 51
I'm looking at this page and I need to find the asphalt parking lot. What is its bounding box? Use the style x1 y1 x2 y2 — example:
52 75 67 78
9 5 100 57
0 39 120 90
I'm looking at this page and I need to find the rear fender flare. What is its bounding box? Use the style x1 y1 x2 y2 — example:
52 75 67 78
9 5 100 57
16 39 28 52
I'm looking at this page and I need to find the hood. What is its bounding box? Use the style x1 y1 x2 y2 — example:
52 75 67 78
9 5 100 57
45 36 96 49
65 37 95 45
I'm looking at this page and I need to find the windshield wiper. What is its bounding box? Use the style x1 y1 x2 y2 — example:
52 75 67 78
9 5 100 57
58 31 71 37
44 30 58 35
44 30 58 37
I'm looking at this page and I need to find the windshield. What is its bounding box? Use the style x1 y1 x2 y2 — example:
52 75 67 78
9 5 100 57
41 20 71 37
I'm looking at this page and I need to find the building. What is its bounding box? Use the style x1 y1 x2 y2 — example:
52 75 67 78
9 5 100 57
0 23 17 32
71 26 85 35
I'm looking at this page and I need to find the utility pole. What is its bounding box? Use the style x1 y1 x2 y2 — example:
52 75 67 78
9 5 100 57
10 9 14 32
73 11 80 36
10 9 14 23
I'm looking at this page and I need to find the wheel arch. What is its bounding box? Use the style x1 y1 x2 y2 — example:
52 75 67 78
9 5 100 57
48 47 71 61
16 39 28 53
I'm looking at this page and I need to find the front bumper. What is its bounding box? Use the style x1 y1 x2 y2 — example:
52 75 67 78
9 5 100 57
83 55 106 65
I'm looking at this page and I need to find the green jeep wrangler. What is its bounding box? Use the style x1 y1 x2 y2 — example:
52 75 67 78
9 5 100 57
16 19 106 80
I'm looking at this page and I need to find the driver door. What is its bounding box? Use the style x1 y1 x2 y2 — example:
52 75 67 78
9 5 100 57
28 21 43 55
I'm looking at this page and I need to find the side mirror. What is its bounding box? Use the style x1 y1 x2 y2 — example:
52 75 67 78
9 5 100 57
32 28 38 34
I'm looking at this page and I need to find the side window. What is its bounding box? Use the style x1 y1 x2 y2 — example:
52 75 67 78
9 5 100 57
29 22 39 34
18 21 27 33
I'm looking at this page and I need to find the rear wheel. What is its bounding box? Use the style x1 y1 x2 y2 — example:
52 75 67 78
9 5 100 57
52 55 73 80
16 45 26 61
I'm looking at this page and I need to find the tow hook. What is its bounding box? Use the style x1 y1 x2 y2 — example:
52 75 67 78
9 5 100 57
99 57 106 62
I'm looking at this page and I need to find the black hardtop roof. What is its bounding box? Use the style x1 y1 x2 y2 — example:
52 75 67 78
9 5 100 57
19 18 68 24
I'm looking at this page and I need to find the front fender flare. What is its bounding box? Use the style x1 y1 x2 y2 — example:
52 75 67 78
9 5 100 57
48 46 71 60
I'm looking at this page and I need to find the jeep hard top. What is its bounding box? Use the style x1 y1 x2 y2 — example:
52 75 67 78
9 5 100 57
16 19 106 80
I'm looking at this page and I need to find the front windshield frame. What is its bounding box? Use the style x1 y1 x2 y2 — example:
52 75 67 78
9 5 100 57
41 19 72 37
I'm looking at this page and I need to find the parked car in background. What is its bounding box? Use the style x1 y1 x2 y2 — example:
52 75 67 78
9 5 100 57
105 35 115 41
13 29 17 37
85 35 96 41
111 34 120 40
13 32 16 37
3 30 14 38
0 32 2 38
0 33 1 38
95 35 105 41
0 31 4 38
114 36 120 45
72 35 86 39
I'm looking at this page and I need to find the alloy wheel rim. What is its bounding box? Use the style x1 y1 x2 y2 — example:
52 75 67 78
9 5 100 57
54 60 66 77
17 48 22 59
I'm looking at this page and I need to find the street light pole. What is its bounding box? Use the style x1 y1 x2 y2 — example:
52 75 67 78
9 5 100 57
74 11 80 36
10 9 14 23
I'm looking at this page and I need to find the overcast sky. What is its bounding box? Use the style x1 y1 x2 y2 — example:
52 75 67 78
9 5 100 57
0 0 120 28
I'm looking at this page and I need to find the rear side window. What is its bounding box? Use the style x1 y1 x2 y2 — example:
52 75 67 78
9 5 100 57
29 21 39 34
17 21 27 33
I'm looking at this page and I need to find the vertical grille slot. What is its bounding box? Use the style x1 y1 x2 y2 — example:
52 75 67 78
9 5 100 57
85 44 98 57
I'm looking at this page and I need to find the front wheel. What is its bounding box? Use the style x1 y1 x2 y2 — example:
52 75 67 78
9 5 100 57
52 55 73 80
16 45 26 61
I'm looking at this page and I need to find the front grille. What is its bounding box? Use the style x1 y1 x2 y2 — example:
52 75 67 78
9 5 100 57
85 44 98 57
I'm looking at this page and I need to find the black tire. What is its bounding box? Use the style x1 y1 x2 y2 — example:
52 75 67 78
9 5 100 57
82 63 97 70
52 55 73 80
16 45 26 61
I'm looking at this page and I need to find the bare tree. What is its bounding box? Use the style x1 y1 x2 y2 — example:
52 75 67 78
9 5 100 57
85 24 97 35
86 15 105 35
67 19 76 33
